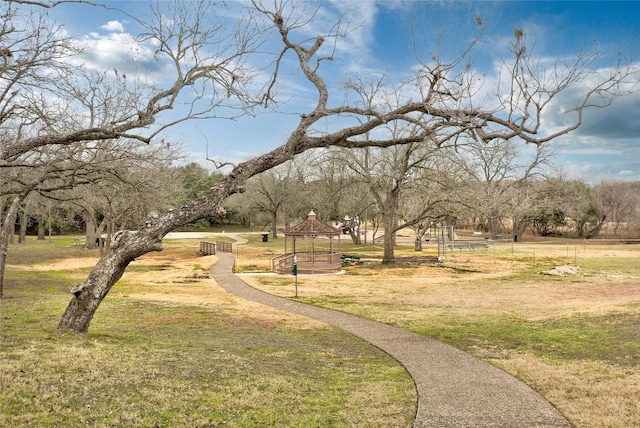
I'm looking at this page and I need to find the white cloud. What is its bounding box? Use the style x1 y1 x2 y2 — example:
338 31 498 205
330 1 378 69
553 139 639 182
70 29 166 84
539 63 640 141
101 20 125 32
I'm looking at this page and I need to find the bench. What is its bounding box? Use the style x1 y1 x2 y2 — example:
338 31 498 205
341 254 363 265
447 241 489 251
70 238 85 247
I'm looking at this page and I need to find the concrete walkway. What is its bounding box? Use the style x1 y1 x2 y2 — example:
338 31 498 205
210 248 571 427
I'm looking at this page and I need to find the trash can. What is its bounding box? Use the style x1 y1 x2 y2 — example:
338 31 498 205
262 233 269 242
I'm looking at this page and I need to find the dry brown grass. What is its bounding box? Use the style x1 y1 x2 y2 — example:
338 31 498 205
498 354 640 428
241 240 640 427
118 252 328 330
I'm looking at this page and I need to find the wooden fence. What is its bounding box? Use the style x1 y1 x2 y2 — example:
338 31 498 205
200 241 216 255
199 241 233 256
216 241 232 253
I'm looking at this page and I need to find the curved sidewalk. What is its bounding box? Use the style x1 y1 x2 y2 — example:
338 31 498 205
211 251 571 427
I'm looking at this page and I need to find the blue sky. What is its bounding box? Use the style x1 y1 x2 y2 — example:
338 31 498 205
51 1 639 183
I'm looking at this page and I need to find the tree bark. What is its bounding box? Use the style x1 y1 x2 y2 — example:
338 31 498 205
83 210 98 250
37 221 45 240
414 236 423 252
270 212 278 239
0 196 24 297
18 209 27 243
381 210 398 263
512 216 529 240
348 227 361 245
58 230 163 333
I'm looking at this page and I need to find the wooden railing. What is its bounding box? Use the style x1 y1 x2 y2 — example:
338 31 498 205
271 251 342 273
271 253 295 272
200 241 233 256
200 241 216 255
216 241 233 253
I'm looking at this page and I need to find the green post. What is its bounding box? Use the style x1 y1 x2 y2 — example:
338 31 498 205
292 256 298 297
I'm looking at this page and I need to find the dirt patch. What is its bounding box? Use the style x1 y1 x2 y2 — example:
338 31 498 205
242 241 640 322
9 257 100 271
115 252 326 330
540 265 580 276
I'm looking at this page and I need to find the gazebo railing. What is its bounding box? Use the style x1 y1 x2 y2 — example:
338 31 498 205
271 251 341 273
294 251 341 264
271 253 295 272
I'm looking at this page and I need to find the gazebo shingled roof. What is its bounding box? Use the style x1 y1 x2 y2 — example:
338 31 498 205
284 210 341 236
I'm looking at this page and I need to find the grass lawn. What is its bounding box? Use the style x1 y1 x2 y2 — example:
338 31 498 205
1 236 415 427
3 232 639 427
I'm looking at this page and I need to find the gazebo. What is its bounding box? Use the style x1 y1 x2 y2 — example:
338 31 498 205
271 210 342 274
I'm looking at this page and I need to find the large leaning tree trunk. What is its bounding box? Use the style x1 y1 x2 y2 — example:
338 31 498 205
57 185 230 332
57 146 285 333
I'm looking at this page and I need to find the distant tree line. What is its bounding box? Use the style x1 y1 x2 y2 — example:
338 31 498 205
4 151 637 260
225 147 640 253
1 161 224 247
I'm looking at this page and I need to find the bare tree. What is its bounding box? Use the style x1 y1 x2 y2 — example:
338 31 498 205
398 169 453 252
227 150 362 234
306 149 374 244
80 141 181 252
561 179 605 238
446 137 556 238
0 141 113 294
593 180 638 238
49 1 638 332
343 141 445 262
242 163 302 239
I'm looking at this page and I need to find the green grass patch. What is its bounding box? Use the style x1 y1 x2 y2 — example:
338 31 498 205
3 271 79 296
403 311 640 367
2 298 414 427
6 237 98 266
578 256 640 276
